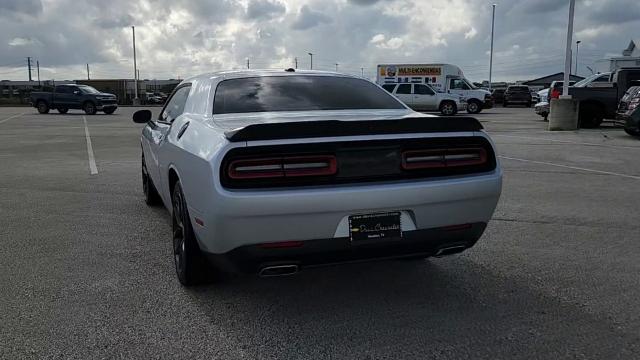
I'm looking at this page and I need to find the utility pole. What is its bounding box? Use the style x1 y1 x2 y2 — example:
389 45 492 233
36 60 41 86
361 67 364 77
562 0 575 97
488 4 496 91
308 52 313 70
137 69 140 81
132 26 139 104
86 63 90 80
335 63 339 71
246 58 250 69
294 57 298 69
27 57 33 81
575 40 581 76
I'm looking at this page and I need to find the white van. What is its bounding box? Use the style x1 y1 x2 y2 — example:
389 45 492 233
376 63 493 114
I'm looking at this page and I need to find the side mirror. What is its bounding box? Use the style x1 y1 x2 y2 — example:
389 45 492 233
132 109 152 123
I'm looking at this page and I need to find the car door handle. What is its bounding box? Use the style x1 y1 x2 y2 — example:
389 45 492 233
177 122 190 140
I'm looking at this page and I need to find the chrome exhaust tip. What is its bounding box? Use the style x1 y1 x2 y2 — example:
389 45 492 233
435 245 467 257
259 264 299 277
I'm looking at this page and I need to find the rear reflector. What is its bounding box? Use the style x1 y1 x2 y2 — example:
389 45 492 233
228 155 337 179
402 148 487 170
259 241 304 249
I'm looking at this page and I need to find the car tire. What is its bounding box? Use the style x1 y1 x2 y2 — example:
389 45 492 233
57 107 68 114
103 108 116 115
466 100 481 114
37 101 50 114
578 103 604 128
83 101 97 115
172 181 211 286
624 128 640 137
439 101 457 116
142 153 162 206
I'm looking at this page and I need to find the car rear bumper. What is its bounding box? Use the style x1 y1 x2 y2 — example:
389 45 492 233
204 222 488 274
535 102 550 115
190 169 502 255
616 113 640 130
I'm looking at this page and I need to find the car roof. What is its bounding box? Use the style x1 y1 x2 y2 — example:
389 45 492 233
182 69 361 83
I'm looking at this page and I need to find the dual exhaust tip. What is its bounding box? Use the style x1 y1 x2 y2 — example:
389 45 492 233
259 264 299 277
259 245 467 276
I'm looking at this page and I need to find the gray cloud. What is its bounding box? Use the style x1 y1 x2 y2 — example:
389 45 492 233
291 5 332 30
247 0 286 20
0 0 43 16
0 0 637 82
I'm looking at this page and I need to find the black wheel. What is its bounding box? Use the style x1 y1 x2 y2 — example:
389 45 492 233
142 154 162 206
466 100 482 114
439 101 457 116
579 103 604 128
172 181 210 286
83 101 97 115
57 107 68 114
37 101 50 114
103 108 116 115
624 128 640 137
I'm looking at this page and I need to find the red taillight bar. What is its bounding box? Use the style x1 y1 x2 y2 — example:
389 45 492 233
402 148 487 170
228 155 337 180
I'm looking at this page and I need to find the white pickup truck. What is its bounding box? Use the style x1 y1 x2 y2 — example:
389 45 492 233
381 83 466 115
376 63 492 114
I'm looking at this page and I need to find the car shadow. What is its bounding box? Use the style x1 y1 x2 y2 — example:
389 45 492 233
182 256 635 359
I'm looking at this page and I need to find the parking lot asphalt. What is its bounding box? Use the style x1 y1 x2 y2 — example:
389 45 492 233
1 106 639 359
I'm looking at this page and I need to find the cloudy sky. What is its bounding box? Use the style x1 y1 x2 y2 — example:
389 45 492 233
0 0 638 82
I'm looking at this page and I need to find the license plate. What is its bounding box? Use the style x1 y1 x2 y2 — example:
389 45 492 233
349 212 402 242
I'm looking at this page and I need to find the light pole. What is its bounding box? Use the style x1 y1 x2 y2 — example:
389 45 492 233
132 26 139 104
308 52 313 70
575 40 581 76
488 3 496 91
562 0 575 97
361 67 364 77
335 63 339 71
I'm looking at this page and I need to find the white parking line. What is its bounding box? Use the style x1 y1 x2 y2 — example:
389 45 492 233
499 155 640 180
82 116 98 175
492 134 640 150
0 113 24 124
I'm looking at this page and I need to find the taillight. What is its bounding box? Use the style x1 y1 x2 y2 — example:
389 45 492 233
550 88 561 99
402 148 487 170
228 155 337 179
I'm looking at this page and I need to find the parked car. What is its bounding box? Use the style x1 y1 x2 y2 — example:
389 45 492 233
534 88 550 121
381 83 466 115
491 88 505 105
547 80 577 101
144 92 164 105
531 90 540 103
132 69 502 285
376 63 492 114
615 86 640 137
503 85 532 107
30 84 117 115
569 68 640 128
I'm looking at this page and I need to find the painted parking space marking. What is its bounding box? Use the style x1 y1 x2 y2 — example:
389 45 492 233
0 113 25 125
499 155 640 180
82 116 98 175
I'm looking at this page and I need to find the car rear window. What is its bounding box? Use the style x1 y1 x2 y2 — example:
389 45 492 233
213 76 405 114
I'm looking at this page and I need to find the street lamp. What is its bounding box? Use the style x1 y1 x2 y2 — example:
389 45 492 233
132 26 139 104
308 52 313 70
562 0 575 97
575 40 581 76
488 4 496 91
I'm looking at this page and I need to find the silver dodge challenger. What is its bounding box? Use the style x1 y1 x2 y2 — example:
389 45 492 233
132 69 502 286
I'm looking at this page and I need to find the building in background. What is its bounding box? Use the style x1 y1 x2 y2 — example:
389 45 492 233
522 72 584 90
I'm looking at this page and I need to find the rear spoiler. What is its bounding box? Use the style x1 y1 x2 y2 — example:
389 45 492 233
224 116 483 142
